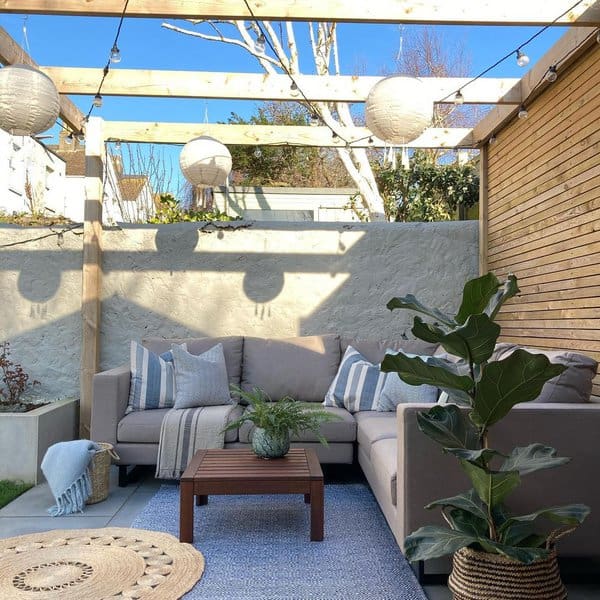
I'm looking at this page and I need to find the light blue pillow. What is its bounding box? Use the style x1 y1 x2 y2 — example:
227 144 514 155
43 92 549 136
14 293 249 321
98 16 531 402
128 341 187 412
323 346 386 413
172 343 233 409
376 351 438 411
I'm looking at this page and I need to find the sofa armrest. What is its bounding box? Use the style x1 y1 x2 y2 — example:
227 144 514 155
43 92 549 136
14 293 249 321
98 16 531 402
91 364 130 445
396 402 600 558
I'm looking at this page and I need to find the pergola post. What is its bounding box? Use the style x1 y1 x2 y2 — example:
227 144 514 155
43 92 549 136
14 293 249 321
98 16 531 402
81 116 105 437
478 144 489 275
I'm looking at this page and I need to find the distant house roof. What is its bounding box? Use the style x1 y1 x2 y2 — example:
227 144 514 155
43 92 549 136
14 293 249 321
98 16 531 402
47 144 86 176
119 176 148 201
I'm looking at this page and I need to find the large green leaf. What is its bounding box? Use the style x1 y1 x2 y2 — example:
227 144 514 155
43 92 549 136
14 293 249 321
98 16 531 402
471 350 567 428
499 520 537 547
426 489 489 522
500 444 570 476
460 460 520 509
381 353 473 392
455 273 501 324
404 525 477 562
477 538 550 564
447 508 489 538
485 274 520 321
446 447 505 467
499 504 590 536
412 314 500 364
387 295 456 328
416 405 479 450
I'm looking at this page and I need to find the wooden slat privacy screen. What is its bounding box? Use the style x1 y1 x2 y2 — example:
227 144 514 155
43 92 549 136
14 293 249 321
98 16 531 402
484 42 600 401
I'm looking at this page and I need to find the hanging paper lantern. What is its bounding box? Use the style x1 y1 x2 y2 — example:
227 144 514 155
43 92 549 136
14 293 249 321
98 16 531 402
179 136 232 186
365 76 432 144
0 64 60 136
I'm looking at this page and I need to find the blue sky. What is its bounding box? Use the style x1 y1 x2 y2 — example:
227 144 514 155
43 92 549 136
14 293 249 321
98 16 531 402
1 14 567 126
0 14 568 192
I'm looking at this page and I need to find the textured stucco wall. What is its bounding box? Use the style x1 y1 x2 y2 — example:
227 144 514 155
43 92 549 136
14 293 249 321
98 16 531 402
100 221 479 369
0 225 83 399
0 221 479 396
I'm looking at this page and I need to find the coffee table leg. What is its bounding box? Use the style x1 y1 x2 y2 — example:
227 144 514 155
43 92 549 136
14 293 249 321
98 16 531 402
310 479 324 541
196 494 208 506
180 480 194 543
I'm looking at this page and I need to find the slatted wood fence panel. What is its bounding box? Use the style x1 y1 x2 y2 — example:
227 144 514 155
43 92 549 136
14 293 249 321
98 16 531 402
485 43 600 401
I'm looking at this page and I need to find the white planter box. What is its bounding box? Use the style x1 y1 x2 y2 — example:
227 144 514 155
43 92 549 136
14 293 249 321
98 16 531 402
0 398 79 484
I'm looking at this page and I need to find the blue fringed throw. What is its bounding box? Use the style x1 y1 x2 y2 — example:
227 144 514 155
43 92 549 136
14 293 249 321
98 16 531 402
41 440 100 516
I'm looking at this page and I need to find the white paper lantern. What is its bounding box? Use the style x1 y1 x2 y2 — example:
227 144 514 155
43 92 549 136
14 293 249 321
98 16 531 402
365 76 432 145
0 64 60 136
179 136 232 186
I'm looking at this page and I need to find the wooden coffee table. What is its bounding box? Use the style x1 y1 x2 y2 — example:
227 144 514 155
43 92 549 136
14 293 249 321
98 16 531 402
179 448 324 543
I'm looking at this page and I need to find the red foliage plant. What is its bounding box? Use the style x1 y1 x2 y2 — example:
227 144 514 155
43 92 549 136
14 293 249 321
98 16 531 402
0 341 39 406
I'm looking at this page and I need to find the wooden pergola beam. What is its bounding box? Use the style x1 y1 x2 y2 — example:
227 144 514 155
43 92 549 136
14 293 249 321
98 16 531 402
102 121 474 148
2 0 600 25
41 67 522 104
0 26 85 132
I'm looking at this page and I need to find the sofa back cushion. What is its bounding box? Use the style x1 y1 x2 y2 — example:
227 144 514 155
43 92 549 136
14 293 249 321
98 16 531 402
143 336 244 386
341 337 438 364
492 343 598 403
242 334 340 402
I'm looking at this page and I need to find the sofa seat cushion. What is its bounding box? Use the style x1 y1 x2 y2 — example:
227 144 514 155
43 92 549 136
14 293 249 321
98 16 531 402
143 336 244 386
355 411 397 458
341 337 438 364
117 405 243 444
241 335 340 402
238 406 355 444
370 438 398 506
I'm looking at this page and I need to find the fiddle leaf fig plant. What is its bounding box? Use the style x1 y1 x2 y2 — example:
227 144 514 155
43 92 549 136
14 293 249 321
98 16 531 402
381 273 590 565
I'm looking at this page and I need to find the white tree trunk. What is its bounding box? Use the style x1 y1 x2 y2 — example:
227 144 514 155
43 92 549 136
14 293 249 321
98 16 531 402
164 19 387 220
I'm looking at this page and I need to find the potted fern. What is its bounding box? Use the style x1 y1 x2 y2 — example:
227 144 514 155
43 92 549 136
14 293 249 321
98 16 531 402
381 273 589 600
224 386 339 459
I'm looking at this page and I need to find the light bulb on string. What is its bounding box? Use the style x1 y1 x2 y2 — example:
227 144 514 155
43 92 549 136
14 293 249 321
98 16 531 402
309 112 320 126
544 66 558 83
254 33 266 54
93 94 103 108
516 49 530 67
290 81 300 97
110 44 121 64
489 134 497 145
65 133 73 145
253 148 262 158
517 105 528 119
115 140 121 150
453 90 464 105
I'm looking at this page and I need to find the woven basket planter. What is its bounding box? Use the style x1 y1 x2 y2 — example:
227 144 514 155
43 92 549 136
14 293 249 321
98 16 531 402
86 442 119 505
448 546 567 600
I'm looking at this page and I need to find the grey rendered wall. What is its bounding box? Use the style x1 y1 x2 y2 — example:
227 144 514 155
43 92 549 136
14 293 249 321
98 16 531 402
0 221 478 398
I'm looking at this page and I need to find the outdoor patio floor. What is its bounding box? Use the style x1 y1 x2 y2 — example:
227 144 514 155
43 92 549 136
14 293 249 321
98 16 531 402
1 466 598 600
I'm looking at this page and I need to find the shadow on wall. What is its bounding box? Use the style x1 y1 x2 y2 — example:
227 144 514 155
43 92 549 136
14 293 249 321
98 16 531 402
0 221 479 399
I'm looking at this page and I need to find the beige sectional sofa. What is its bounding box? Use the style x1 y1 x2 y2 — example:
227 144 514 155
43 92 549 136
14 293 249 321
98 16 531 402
90 334 600 573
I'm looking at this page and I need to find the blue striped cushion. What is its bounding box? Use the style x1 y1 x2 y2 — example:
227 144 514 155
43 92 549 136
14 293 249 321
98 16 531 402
127 341 186 412
323 346 386 413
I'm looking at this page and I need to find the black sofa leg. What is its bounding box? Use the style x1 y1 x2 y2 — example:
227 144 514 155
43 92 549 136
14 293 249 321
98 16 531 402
118 465 129 487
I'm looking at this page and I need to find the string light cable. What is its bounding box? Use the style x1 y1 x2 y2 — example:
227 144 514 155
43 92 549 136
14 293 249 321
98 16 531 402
437 0 588 104
84 0 130 123
241 0 351 146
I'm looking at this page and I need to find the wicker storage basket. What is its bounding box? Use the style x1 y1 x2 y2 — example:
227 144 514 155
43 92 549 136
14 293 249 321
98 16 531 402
448 546 566 600
86 442 119 505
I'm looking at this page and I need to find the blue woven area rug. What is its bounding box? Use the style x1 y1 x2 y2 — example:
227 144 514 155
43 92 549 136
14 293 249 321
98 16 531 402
133 483 427 600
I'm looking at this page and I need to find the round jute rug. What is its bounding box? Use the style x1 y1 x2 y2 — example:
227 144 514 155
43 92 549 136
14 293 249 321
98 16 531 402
0 527 204 599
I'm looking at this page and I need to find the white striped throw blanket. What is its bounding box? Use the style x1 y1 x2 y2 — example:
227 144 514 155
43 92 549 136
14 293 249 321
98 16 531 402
156 405 237 479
